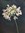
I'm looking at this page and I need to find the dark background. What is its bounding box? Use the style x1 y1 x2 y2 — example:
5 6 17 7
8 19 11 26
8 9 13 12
0 0 25 33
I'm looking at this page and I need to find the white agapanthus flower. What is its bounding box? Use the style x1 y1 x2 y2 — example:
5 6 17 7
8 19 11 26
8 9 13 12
2 4 22 21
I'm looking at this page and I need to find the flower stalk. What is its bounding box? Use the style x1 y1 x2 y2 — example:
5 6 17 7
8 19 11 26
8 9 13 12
15 20 19 33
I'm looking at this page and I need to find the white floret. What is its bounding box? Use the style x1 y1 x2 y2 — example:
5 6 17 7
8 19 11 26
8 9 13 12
2 9 6 12
16 7 21 12
13 16 18 20
19 10 22 15
10 10 15 15
16 13 19 16
2 13 5 16
12 4 17 8
7 4 9 7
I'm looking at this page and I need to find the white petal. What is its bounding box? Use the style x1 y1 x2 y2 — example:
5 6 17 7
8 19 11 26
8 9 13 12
4 15 11 21
7 4 9 7
19 10 22 15
12 4 16 8
2 13 5 15
13 16 18 20
17 7 21 10
7 16 11 21
16 7 21 12
16 13 19 16
2 9 6 12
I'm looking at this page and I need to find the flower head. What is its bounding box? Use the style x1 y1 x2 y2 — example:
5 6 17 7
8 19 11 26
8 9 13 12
2 4 22 21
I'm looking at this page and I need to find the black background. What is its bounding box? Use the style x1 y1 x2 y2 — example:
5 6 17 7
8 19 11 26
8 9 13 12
0 0 25 33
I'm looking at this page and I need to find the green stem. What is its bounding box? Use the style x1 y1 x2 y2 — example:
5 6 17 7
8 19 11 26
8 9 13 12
15 20 19 33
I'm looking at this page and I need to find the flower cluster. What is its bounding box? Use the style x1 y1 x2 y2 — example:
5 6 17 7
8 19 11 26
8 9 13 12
2 4 22 21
